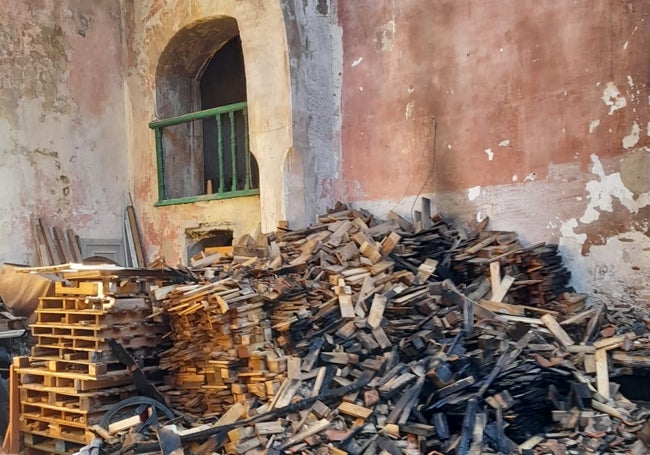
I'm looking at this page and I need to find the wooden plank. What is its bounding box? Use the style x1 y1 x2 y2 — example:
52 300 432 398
595 348 610 400
465 235 497 255
359 241 382 264
540 314 574 347
593 334 632 351
491 275 515 303
66 229 83 263
279 419 330 450
338 401 373 419
51 227 70 264
46 226 62 265
479 300 525 316
489 261 500 294
367 294 388 329
34 217 54 266
338 294 355 319
380 232 401 257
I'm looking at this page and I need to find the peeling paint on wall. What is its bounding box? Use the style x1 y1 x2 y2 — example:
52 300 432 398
467 186 481 201
622 121 640 148
582 154 650 223
376 20 395 52
601 82 627 115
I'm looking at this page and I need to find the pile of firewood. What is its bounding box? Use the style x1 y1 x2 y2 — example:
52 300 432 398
87 201 650 455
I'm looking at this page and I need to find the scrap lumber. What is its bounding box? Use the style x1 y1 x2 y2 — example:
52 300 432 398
67 201 650 455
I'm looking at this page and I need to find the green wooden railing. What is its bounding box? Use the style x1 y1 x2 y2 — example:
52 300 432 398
149 101 259 206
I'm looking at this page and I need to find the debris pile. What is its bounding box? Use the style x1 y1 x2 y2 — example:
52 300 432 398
120 202 650 455
12 202 650 455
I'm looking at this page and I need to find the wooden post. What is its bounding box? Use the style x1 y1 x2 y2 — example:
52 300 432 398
2 365 19 454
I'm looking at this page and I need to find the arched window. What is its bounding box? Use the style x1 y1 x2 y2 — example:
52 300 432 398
150 19 259 205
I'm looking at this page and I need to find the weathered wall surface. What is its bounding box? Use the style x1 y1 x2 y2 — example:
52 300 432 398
124 0 296 263
0 0 129 265
282 0 342 221
335 1 650 299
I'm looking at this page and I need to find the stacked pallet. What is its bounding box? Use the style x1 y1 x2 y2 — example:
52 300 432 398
14 266 174 454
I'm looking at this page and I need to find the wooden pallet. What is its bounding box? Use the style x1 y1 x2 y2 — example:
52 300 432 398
31 345 162 363
23 432 85 455
16 362 160 392
20 383 136 411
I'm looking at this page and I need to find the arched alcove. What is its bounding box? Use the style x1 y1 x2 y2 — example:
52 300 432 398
153 17 258 200
156 16 239 118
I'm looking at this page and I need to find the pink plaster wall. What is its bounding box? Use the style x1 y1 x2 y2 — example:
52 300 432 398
0 0 129 264
336 1 650 298
338 1 649 198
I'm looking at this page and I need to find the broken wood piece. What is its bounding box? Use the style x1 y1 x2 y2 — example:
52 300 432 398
491 275 515 303
359 241 382 264
380 232 401 257
367 294 388 329
339 294 356 319
255 421 286 435
338 402 373 420
595 348 610 400
479 300 525 316
518 435 544 452
541 314 575 347
593 333 633 351
279 419 330 450
489 261 501 294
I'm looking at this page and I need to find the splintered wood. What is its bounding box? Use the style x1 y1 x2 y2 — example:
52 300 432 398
84 202 650 455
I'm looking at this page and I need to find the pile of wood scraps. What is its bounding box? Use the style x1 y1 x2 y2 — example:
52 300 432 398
42 201 650 455
157 278 278 416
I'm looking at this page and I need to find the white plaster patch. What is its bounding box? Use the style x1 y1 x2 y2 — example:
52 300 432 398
524 172 537 182
407 86 415 94
476 211 482 222
467 186 481 201
378 20 395 52
405 101 414 118
512 174 518 182
622 121 640 149
351 57 363 67
498 139 510 147
647 122 650 137
627 75 634 88
623 40 629 49
601 82 627 115
588 119 600 133
359 86 363 91
560 218 587 245
447 144 452 149
484 148 494 161
579 154 650 224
